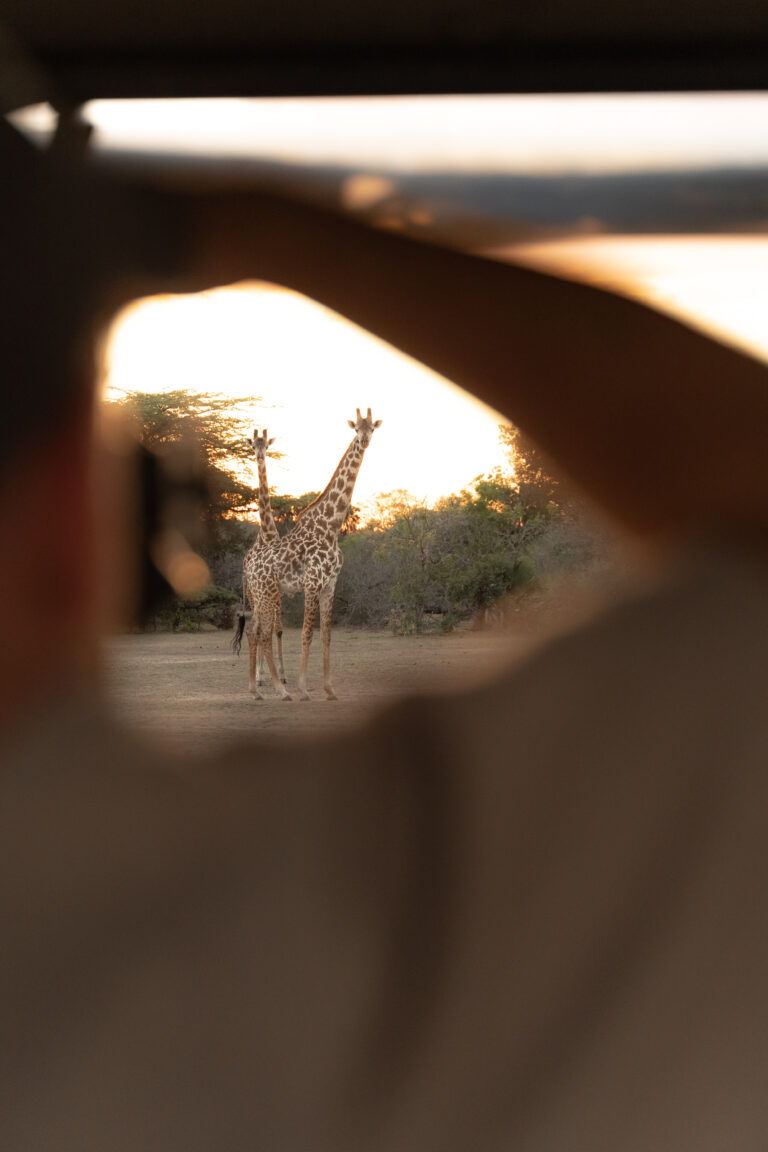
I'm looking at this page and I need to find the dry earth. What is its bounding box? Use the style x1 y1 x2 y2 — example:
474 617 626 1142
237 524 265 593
103 577 631 754
103 624 535 753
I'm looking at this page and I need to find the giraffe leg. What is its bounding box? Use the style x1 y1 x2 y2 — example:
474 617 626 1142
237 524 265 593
252 599 266 688
256 646 267 688
258 614 292 701
276 601 287 685
298 590 319 700
246 617 262 699
319 584 337 700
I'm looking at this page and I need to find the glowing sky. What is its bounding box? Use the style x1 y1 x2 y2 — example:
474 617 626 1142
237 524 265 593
53 92 765 511
103 233 768 512
103 286 509 509
501 235 768 364
15 92 768 174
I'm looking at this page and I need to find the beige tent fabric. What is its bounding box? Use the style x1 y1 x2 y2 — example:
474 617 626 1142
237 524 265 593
2 546 767 1150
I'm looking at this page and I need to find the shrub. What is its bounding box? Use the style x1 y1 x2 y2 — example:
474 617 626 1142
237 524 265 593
143 584 239 632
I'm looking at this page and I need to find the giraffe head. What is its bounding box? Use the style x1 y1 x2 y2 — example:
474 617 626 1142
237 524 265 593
347 408 382 448
248 428 276 461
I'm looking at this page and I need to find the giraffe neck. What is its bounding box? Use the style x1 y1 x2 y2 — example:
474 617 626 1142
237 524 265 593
302 437 367 535
256 454 279 543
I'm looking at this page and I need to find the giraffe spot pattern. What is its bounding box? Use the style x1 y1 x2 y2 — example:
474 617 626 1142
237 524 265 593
242 417 378 694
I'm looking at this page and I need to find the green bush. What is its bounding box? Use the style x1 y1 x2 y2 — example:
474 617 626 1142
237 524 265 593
144 584 239 632
224 429 613 636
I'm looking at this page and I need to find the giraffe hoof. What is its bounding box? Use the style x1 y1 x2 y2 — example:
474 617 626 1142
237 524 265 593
325 691 338 701
281 693 293 702
299 691 311 701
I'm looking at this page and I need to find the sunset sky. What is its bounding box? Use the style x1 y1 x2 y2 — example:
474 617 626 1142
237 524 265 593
16 92 768 173
103 284 508 508
15 92 764 510
102 231 768 511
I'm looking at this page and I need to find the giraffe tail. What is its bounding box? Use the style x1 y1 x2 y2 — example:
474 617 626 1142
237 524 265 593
232 611 246 656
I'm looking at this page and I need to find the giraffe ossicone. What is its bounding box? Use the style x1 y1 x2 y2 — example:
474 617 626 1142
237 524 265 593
238 408 382 701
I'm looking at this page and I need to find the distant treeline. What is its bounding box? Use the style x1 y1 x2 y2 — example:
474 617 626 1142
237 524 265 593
110 388 613 633
211 426 612 635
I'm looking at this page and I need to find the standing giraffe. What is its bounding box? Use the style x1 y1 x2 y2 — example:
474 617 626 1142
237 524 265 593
249 428 279 547
236 429 287 688
239 408 381 701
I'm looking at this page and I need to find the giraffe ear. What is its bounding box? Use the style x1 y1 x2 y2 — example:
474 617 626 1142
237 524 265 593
374 420 383 428
348 420 355 429
267 438 276 448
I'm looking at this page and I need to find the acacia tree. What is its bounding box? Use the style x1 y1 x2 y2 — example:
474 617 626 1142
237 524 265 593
497 423 566 517
270 492 360 537
108 389 271 526
496 423 615 585
107 389 283 615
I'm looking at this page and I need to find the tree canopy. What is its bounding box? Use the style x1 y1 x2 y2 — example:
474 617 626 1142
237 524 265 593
497 424 565 516
109 396 609 633
108 388 275 523
331 425 601 633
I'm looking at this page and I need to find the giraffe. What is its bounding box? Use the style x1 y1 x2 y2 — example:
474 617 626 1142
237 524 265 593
249 428 279 547
243 408 381 701
235 429 287 689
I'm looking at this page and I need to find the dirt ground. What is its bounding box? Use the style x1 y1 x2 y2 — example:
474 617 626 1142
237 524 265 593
103 577 628 754
103 624 537 753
